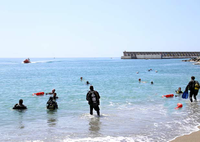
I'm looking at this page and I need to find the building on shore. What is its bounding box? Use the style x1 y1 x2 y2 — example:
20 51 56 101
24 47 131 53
121 51 200 59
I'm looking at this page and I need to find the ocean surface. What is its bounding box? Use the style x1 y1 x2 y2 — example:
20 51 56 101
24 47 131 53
0 58 200 142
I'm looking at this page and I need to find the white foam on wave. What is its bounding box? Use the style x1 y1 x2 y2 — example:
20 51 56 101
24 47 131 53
62 136 153 142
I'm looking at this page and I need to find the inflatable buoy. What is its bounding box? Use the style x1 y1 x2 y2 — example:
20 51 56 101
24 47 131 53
162 94 174 98
33 92 44 96
175 103 183 109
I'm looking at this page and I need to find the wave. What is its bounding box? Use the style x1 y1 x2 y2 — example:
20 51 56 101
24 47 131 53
62 136 153 142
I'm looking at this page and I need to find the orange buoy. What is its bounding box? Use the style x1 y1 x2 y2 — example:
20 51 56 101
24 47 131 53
33 92 45 96
175 103 183 109
162 94 174 98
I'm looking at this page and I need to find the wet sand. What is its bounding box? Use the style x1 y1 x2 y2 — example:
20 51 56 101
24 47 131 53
170 127 200 142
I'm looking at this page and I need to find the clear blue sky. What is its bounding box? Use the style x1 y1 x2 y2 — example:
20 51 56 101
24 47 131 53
0 0 200 58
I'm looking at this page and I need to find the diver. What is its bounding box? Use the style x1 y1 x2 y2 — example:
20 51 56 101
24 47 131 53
86 85 100 116
175 87 183 97
46 97 58 110
13 99 27 109
185 76 200 102
175 87 183 94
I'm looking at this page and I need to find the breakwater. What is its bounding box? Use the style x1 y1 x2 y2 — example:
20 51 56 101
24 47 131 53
121 51 200 59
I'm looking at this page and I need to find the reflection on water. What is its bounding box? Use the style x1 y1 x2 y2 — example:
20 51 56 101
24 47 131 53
14 109 27 129
89 117 101 135
47 109 58 127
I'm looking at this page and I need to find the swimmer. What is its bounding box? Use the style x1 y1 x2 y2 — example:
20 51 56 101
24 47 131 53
151 81 153 84
139 78 141 82
86 81 90 85
80 77 83 81
175 87 183 97
13 99 27 109
136 72 139 74
175 87 183 94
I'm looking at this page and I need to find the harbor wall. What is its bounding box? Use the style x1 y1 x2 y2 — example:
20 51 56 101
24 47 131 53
121 51 200 59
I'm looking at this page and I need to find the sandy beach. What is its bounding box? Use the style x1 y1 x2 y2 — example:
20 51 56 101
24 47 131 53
170 127 200 142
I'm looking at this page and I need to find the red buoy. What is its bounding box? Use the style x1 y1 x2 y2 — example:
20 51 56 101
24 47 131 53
175 103 183 109
162 94 174 98
33 92 44 96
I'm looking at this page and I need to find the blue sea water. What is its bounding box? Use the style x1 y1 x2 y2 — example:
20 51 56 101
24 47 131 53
0 58 200 142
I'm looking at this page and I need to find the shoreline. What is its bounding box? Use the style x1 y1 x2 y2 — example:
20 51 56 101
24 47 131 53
170 126 200 142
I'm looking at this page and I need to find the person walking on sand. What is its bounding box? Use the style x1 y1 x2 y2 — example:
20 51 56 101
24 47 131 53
185 76 200 102
86 85 100 116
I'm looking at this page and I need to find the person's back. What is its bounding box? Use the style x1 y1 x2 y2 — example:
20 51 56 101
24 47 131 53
185 76 199 102
13 99 27 109
47 97 58 110
187 80 199 91
86 86 100 116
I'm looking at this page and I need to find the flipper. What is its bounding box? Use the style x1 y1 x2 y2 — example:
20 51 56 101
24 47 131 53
182 91 188 99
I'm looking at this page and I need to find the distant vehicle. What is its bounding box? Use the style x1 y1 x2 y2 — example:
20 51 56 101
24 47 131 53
23 58 31 63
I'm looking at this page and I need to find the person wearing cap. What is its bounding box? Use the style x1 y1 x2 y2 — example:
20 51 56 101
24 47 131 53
185 76 199 102
86 85 100 116
13 99 27 109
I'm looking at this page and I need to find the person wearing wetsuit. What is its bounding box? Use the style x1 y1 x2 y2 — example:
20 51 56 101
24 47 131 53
47 97 58 110
86 85 100 116
13 99 27 109
185 76 199 102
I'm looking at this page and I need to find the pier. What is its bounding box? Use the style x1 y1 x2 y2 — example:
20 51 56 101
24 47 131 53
121 51 200 59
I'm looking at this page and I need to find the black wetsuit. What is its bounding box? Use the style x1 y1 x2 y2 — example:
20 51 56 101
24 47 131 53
47 99 58 110
185 80 199 102
13 104 27 109
86 90 100 116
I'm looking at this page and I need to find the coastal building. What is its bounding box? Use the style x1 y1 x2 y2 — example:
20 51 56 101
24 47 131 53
121 51 200 59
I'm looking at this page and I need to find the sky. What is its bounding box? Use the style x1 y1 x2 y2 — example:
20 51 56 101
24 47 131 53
0 0 200 58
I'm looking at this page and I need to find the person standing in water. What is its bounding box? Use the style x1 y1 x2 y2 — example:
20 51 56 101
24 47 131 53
185 76 199 102
86 85 100 116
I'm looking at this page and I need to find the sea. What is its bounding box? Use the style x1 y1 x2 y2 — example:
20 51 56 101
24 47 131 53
0 58 200 142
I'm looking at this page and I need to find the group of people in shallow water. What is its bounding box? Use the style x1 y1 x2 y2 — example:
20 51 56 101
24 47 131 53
13 78 101 117
12 75 199 116
137 69 199 102
13 89 59 110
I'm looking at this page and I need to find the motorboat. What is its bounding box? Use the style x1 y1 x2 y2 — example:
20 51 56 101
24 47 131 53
23 58 31 63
